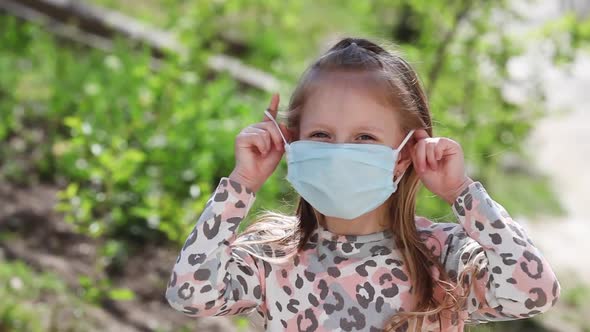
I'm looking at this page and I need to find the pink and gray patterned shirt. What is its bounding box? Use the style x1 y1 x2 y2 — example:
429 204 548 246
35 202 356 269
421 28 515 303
165 177 560 331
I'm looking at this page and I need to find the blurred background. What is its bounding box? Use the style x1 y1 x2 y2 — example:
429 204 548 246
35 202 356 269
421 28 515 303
0 0 588 331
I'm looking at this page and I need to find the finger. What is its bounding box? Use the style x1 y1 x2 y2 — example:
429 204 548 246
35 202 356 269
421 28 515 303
241 129 270 155
412 129 430 142
252 128 272 154
435 138 458 160
414 139 426 173
243 131 270 155
252 122 284 150
435 140 445 160
263 93 280 122
426 141 438 170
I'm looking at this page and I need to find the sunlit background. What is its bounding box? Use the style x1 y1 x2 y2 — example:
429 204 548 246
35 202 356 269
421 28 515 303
0 0 588 331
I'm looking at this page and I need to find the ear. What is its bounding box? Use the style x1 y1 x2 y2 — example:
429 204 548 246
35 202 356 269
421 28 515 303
394 145 413 179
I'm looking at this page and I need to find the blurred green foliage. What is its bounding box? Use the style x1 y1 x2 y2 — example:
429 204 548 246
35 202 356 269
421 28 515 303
539 11 590 64
0 1 566 251
0 261 60 331
78 275 135 303
0 260 90 331
560 281 590 331
0 15 286 245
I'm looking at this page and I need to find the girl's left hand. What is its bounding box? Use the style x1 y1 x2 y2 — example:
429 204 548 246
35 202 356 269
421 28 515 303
410 129 474 205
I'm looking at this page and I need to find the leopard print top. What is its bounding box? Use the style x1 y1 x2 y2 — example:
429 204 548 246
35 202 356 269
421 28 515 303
165 177 560 331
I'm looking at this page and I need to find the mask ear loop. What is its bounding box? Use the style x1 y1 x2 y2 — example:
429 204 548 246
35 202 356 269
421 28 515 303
393 129 416 185
264 110 290 149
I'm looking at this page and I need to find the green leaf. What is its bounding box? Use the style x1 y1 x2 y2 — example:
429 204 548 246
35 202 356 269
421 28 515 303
108 288 136 301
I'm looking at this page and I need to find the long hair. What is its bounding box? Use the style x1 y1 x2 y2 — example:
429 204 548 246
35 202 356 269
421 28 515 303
231 37 483 331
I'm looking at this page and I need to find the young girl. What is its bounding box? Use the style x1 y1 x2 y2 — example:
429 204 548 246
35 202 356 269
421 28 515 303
165 38 560 331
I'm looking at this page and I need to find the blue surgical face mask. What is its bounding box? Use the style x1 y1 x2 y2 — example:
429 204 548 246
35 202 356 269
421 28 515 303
264 111 415 220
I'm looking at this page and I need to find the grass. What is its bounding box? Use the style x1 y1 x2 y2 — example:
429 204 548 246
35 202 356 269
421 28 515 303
558 277 590 331
0 259 92 331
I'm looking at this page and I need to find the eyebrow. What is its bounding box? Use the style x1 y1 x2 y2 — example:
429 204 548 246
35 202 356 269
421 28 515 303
355 125 385 134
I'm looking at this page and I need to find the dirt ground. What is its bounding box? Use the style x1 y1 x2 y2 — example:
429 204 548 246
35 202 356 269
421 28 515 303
0 181 262 332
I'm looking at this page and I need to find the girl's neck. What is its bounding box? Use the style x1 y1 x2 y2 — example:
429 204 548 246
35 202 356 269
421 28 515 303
318 204 389 236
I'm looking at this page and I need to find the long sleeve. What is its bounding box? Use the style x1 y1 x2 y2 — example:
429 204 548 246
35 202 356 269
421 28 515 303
436 181 560 323
165 177 265 317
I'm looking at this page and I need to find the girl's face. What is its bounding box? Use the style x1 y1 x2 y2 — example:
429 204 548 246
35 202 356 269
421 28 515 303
299 72 406 151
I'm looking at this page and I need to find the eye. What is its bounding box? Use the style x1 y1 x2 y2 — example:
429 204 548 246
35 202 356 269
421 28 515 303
357 134 376 141
310 131 330 139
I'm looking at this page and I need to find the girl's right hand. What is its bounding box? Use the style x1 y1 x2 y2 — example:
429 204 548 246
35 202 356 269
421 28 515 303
229 93 291 193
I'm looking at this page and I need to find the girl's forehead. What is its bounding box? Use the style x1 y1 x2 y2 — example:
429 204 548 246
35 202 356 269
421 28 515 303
304 70 393 108
301 72 399 126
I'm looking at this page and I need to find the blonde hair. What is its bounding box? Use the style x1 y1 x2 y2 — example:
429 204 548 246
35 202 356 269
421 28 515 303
231 37 485 331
